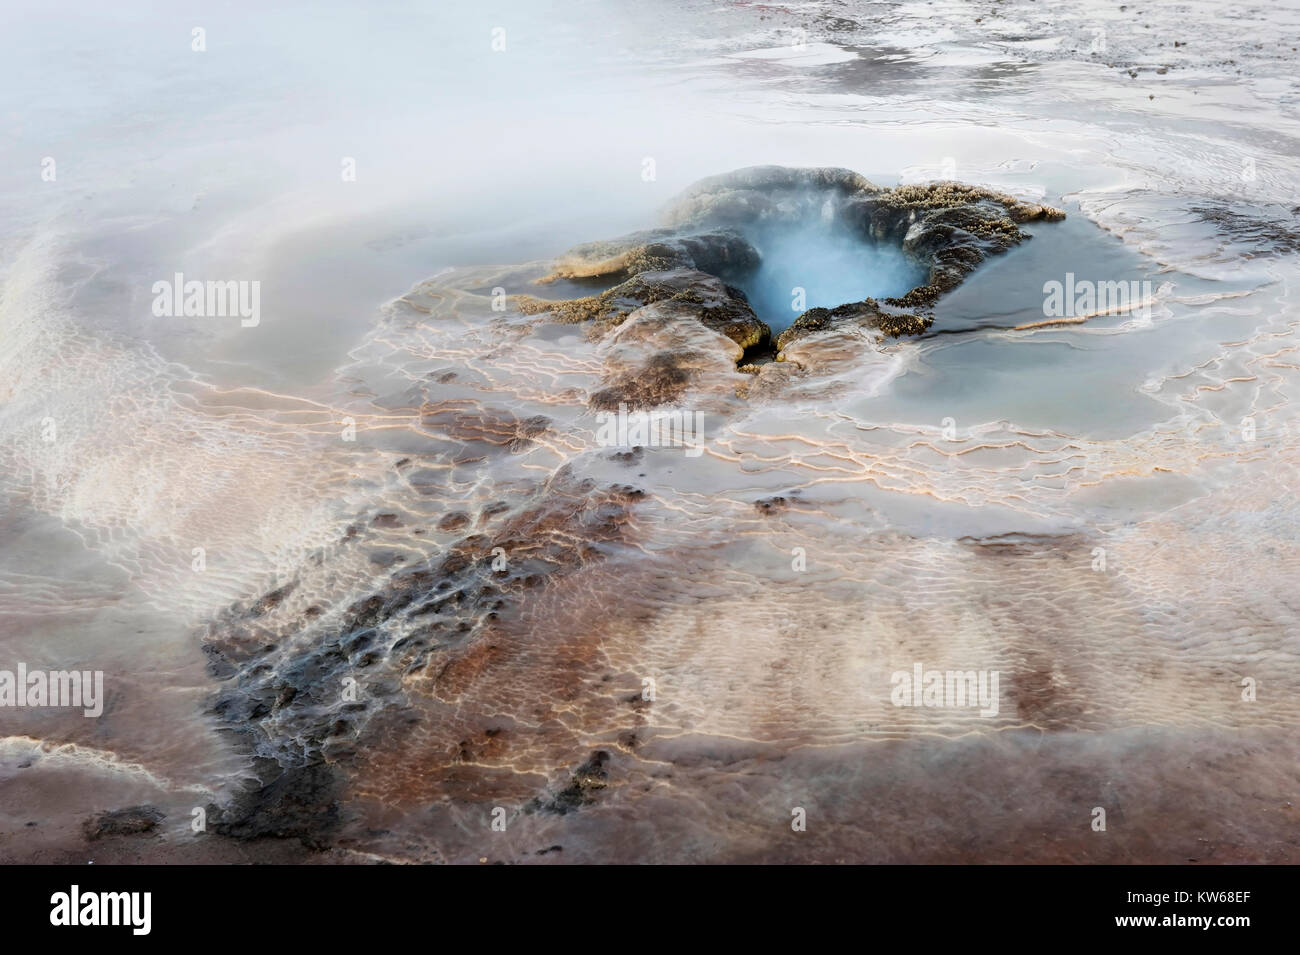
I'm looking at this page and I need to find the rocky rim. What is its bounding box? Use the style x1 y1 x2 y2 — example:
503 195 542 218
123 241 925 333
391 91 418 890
516 165 1065 382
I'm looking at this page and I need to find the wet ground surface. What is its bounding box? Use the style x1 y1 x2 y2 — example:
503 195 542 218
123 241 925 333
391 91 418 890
2 0 1299 863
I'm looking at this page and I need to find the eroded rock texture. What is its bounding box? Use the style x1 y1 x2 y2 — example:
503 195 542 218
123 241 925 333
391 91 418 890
517 166 1064 362
185 168 1300 867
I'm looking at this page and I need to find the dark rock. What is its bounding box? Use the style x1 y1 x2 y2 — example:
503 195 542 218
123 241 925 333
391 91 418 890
209 761 340 850
519 266 769 353
201 472 646 852
82 805 164 841
516 166 1063 366
531 750 612 815
776 298 932 351
754 495 790 514
438 511 472 532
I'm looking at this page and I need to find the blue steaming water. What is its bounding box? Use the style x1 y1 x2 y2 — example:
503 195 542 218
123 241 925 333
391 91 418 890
736 222 929 332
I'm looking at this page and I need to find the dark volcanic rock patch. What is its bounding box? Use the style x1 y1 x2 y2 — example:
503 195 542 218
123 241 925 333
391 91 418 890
589 350 698 411
528 749 612 815
1190 201 1300 258
207 761 341 849
82 805 165 842
775 299 931 351
201 468 646 852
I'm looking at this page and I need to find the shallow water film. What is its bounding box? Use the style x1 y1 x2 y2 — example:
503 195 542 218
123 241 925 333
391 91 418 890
1 0 1299 875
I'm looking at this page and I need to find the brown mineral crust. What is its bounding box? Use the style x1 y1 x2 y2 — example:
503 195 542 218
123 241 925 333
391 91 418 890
516 166 1063 366
535 229 760 285
81 805 165 842
418 403 551 453
518 267 769 353
775 299 933 352
200 468 648 847
588 350 697 411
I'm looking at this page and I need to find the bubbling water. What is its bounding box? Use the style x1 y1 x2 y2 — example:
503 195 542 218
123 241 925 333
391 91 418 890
733 219 928 331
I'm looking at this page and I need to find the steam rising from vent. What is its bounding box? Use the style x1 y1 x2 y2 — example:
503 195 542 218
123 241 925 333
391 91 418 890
736 219 928 331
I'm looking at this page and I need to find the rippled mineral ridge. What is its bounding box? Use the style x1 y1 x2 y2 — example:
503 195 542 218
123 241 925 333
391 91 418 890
1 0 1299 863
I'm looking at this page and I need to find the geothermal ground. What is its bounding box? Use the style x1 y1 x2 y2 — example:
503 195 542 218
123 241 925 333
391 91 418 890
1 0 1299 865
